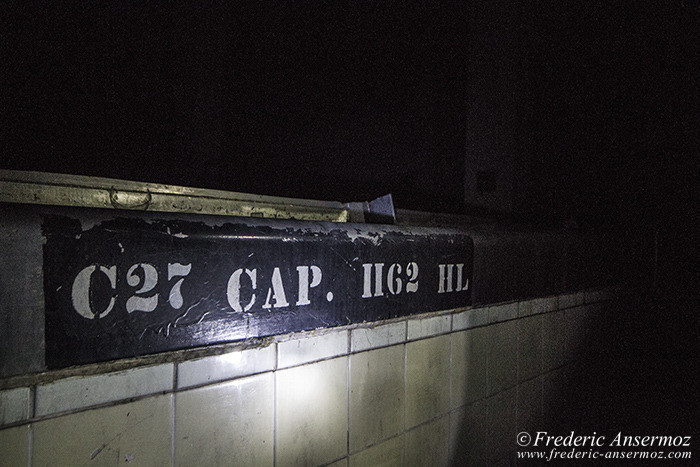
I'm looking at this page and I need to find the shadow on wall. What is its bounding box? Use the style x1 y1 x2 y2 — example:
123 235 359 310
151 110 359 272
449 297 699 465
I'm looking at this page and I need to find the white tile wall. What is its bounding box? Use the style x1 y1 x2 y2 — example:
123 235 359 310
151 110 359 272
35 364 173 416
585 288 607 304
530 296 558 315
559 291 585 309
407 315 450 340
0 387 31 425
452 307 488 331
177 344 275 389
0 424 30 465
488 302 518 324
0 288 610 465
277 330 348 368
175 373 274 465
351 321 405 352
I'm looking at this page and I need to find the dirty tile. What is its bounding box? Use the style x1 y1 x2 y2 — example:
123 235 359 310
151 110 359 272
517 314 543 383
517 376 543 433
0 387 31 426
487 386 517 464
518 299 534 318
349 345 404 452
405 335 450 428
488 320 518 395
564 306 589 363
177 345 275 389
405 416 449 467
521 296 557 317
451 328 488 408
175 373 273 466
541 366 570 422
325 457 349 466
276 357 348 466
33 394 172 465
0 425 29 467
278 331 347 368
542 366 562 402
349 435 403 467
407 315 450 341
542 311 567 371
559 292 585 309
488 302 518 324
452 307 488 331
351 321 405 352
36 364 173 416
449 400 488 466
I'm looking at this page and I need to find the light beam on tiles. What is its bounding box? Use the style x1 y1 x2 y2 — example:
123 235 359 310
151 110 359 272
218 349 245 370
207 350 247 384
283 363 326 409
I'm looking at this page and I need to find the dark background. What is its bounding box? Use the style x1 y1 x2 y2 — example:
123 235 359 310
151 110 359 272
1 1 698 446
2 2 697 228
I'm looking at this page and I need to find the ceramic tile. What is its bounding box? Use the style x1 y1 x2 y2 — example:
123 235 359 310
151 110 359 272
325 457 349 466
518 299 534 318
405 335 450 428
177 345 275 388
559 292 585 309
541 366 568 413
449 400 488 466
175 373 273 466
276 357 348 466
349 345 404 451
517 314 543 382
564 307 589 363
405 416 449 467
0 387 31 426
35 364 173 416
351 321 405 352
517 376 543 433
0 425 29 467
451 328 488 408
488 302 518 324
349 435 403 466
487 320 518 395
487 386 517 464
452 307 488 331
520 296 556 316
542 311 567 371
407 315 450 340
33 394 172 465
278 331 347 368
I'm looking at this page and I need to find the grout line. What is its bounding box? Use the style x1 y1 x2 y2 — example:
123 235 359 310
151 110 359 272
170 390 175 467
27 423 33 467
485 321 491 401
404 411 451 435
30 385 36 419
402 340 407 462
347 429 406 457
272 343 277 467
172 362 178 391
403 313 409 463
449 333 453 412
